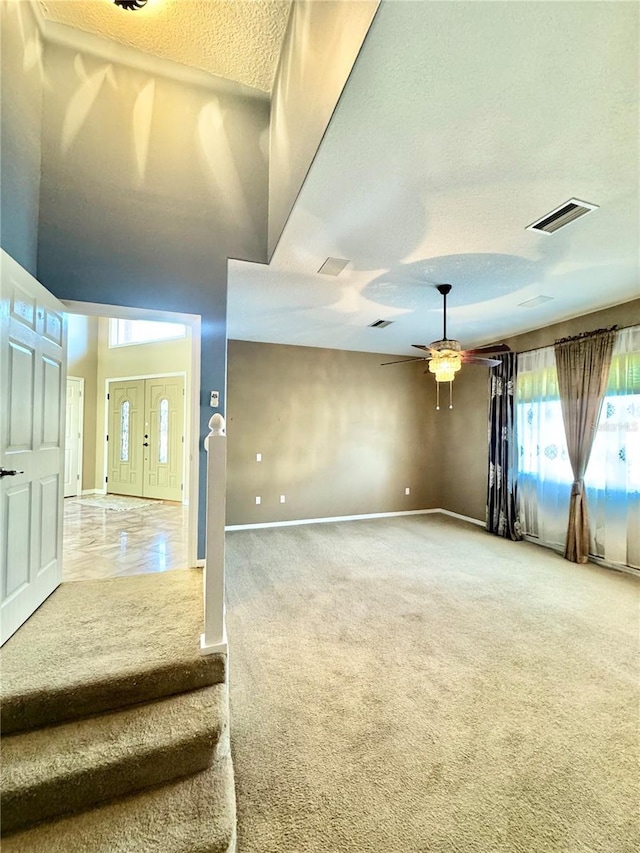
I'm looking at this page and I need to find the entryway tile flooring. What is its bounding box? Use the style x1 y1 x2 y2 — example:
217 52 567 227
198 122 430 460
63 495 191 582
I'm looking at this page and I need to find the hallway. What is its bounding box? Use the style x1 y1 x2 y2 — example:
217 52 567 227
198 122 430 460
63 495 190 582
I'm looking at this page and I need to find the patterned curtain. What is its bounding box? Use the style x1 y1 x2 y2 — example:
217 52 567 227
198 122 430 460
487 353 522 540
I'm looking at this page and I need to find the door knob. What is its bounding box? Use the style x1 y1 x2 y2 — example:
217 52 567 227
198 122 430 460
142 442 149 447
0 468 24 478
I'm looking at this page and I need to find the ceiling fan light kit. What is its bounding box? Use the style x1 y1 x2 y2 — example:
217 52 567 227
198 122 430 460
382 283 511 411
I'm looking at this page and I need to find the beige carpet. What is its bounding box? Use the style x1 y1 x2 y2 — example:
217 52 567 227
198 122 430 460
226 514 640 853
1 569 225 733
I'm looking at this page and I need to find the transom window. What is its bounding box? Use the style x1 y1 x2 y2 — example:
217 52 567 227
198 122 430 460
109 319 186 348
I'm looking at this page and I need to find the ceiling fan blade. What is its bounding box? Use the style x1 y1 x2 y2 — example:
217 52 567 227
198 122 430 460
462 356 502 367
381 356 430 365
411 344 433 352
465 344 511 355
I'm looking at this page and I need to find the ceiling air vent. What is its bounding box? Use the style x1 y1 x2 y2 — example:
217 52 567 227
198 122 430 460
526 198 598 234
369 319 393 328
518 295 554 308
318 257 349 276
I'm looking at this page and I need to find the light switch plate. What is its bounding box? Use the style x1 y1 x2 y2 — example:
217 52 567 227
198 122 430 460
210 391 219 407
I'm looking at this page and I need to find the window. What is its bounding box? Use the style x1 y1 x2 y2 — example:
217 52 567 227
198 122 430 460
120 401 130 462
517 326 640 568
109 319 186 347
159 399 169 464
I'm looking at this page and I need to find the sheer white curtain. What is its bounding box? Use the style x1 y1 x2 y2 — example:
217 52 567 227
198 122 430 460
585 326 640 568
517 326 640 569
516 346 572 548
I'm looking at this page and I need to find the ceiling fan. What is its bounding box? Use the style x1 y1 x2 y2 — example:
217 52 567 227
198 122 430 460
381 284 511 409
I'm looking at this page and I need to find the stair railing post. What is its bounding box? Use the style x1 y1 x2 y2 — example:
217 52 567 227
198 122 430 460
200 413 228 655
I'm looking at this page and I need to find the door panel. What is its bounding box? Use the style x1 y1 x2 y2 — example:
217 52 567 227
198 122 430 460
144 377 184 501
107 380 145 497
8 341 35 450
1 250 67 645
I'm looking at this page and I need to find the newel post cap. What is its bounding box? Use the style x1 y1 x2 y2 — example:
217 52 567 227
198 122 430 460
204 414 226 450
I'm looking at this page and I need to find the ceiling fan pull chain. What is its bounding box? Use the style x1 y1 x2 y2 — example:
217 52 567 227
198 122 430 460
436 381 440 410
449 381 453 409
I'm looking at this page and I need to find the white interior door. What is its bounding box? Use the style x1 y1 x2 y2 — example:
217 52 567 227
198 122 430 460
64 377 83 498
1 251 67 646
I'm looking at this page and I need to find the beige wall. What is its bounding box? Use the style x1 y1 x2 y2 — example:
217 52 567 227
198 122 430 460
441 298 640 521
437 367 490 522
226 340 439 525
67 314 99 491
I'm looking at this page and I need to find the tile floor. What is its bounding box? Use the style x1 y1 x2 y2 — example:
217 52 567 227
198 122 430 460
63 494 191 582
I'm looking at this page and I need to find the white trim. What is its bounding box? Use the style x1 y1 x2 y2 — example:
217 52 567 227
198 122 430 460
80 489 100 496
200 625 228 656
225 508 487 532
196 559 206 568
522 534 640 578
225 508 441 531
437 509 485 528
62 301 200 569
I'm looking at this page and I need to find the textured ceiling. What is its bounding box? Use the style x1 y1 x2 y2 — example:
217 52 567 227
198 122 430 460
229 0 640 354
38 0 292 93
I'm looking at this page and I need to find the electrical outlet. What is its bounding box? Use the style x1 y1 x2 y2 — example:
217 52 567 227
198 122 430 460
405 487 410 495
256 453 262 462
280 495 286 503
255 496 261 505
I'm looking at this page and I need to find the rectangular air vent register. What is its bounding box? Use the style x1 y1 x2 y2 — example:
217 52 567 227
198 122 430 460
526 198 598 234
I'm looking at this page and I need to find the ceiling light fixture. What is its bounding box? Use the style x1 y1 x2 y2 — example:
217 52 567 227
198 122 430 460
381 284 510 411
113 0 148 10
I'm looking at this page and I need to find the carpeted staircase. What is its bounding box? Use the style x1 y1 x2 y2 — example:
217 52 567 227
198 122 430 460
0 569 235 852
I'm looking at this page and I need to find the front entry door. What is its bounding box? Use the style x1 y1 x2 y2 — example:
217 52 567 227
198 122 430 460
107 376 184 502
1 251 67 645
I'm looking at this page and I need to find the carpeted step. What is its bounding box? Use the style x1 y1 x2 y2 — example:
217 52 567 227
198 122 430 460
1 683 228 834
2 750 236 853
0 569 225 734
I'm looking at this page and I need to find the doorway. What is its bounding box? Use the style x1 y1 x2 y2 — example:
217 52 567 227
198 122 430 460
62 302 201 576
107 375 185 502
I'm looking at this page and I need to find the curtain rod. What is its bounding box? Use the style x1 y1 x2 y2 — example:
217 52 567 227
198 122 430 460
507 321 639 356
554 325 617 347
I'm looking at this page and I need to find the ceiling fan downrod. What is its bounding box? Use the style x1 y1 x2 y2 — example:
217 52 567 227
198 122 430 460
436 283 452 340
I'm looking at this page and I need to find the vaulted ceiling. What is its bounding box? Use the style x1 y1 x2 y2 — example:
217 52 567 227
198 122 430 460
39 0 291 93
31 1 640 353
228 0 640 353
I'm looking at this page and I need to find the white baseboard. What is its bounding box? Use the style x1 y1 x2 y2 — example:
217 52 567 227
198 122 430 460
224 508 487 532
437 509 485 528
81 489 101 496
196 559 205 568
